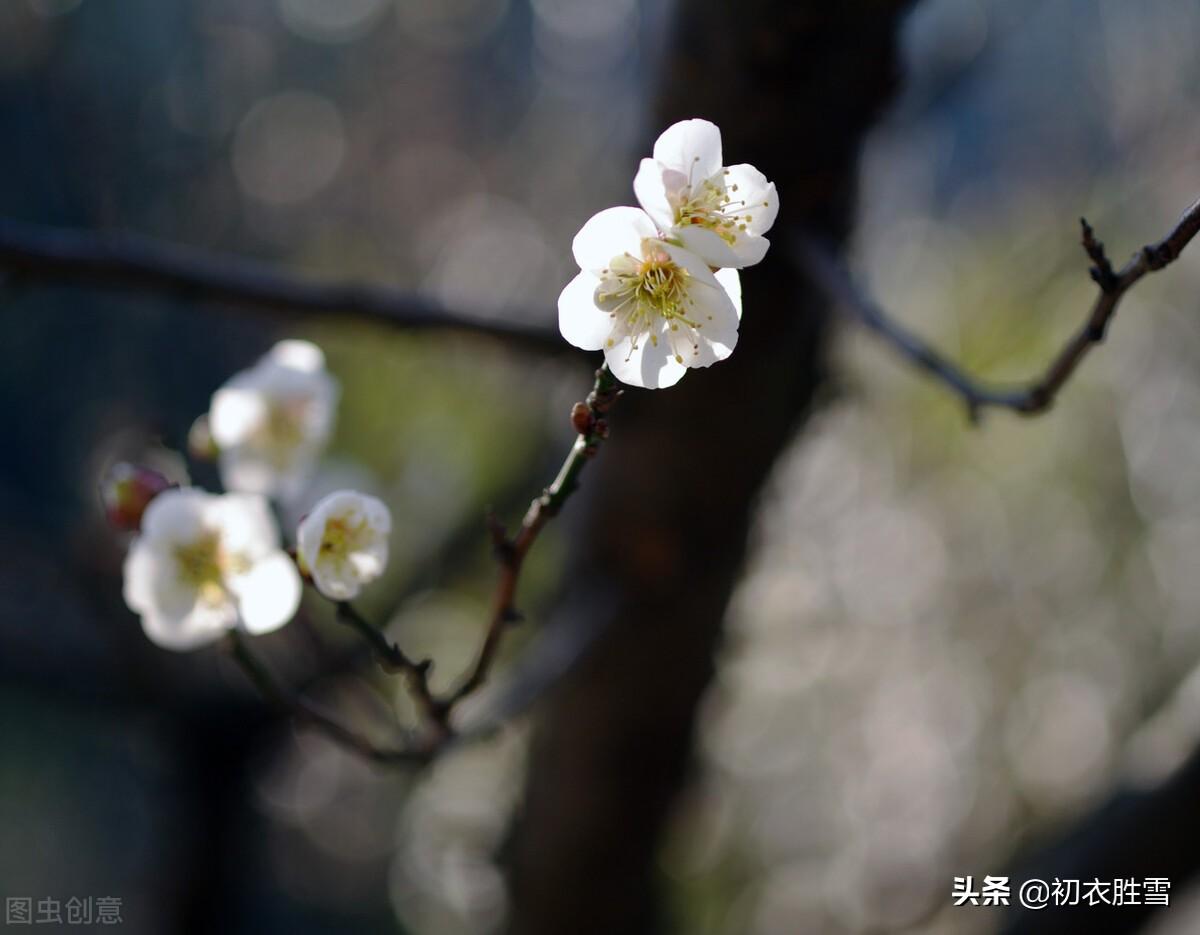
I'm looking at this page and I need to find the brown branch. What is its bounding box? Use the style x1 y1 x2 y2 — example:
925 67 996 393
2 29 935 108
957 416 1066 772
0 218 562 353
280 364 621 763
796 196 1200 421
332 601 448 741
440 364 620 711
225 630 434 765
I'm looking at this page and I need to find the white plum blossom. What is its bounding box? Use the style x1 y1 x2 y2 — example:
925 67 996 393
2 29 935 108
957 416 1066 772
633 118 778 269
558 206 742 389
297 490 391 601
209 339 339 499
123 488 301 650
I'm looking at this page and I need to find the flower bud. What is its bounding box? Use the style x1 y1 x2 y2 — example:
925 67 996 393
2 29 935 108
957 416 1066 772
101 463 174 532
570 401 593 435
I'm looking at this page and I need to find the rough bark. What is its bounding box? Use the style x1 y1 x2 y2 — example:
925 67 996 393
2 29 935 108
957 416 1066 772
505 2 914 932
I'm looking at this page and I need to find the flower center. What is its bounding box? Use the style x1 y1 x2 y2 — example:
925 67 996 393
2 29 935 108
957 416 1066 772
673 172 759 245
596 242 709 362
258 398 310 467
174 531 247 604
319 515 369 566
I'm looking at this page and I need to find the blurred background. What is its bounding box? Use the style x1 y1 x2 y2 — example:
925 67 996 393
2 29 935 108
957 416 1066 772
2 0 1200 932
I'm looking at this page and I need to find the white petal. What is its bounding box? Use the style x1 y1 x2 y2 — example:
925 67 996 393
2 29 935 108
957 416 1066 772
217 449 278 497
604 331 687 390
724 164 779 235
688 270 741 341
139 488 210 546
675 226 743 269
209 385 268 447
652 119 723 181
209 493 280 557
557 271 610 351
358 493 392 534
311 561 362 601
728 233 770 267
714 267 742 321
662 242 723 291
269 339 325 373
632 158 675 232
229 551 301 635
571 207 658 273
141 599 238 652
122 541 161 614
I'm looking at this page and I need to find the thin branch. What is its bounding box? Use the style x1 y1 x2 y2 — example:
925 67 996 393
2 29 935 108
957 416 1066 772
796 196 1200 420
0 218 562 353
439 364 621 711
333 600 447 739
287 364 620 763
225 630 433 765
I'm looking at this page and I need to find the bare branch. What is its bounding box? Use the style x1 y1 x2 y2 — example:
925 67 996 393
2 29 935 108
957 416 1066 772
796 196 1200 420
332 601 449 741
258 365 621 765
0 218 562 353
225 631 434 765
438 364 621 711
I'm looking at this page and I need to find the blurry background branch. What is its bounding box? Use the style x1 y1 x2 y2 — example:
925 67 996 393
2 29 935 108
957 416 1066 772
0 218 564 353
798 195 1200 421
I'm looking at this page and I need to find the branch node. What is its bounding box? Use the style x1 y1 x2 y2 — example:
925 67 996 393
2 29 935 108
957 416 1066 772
486 511 517 562
1143 242 1172 271
1081 217 1118 292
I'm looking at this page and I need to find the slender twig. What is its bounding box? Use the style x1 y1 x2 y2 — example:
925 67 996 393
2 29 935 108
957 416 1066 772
0 218 562 353
300 364 620 761
225 630 433 764
438 364 620 710
332 601 447 738
796 196 1200 421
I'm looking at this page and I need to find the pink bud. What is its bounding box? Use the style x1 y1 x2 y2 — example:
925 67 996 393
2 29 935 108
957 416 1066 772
101 463 174 532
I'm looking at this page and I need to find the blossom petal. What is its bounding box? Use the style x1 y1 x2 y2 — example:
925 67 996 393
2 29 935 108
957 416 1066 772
604 331 687 390
209 493 280 557
688 281 740 365
558 271 610 351
269 339 325 373
209 384 268 448
714 267 742 321
311 562 362 601
571 207 658 274
229 551 301 635
652 119 723 181
632 158 675 232
139 488 209 546
141 599 238 652
123 541 164 614
675 226 743 269
724 164 779 236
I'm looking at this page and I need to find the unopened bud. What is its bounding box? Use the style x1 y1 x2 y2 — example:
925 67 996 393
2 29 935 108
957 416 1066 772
570 401 593 435
101 463 174 532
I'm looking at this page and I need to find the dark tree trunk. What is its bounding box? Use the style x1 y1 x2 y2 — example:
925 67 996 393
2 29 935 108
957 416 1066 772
505 2 914 932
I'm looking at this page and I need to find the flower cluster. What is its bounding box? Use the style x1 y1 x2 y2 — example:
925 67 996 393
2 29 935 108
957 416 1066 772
115 340 392 651
558 119 778 389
